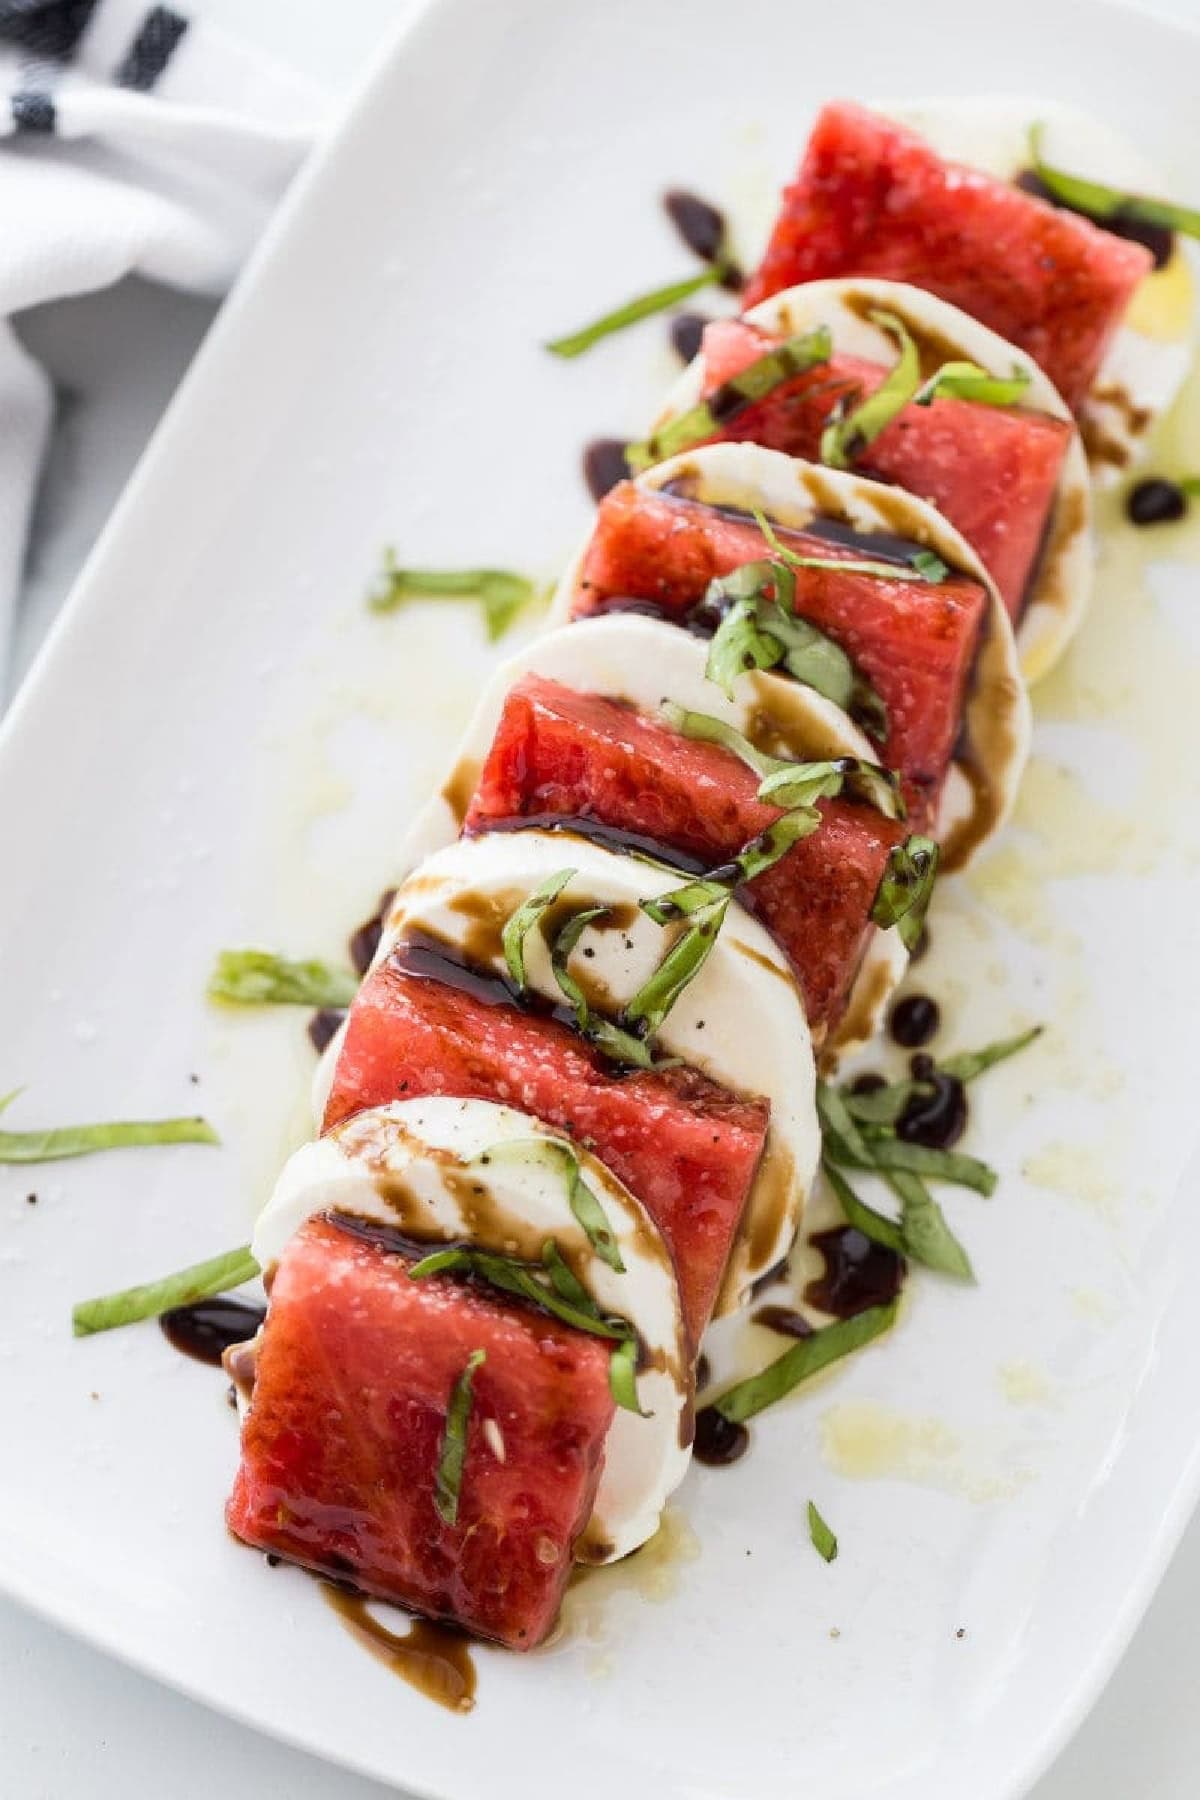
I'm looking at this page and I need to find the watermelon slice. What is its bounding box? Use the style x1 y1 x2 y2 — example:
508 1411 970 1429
323 953 769 1346
691 317 1071 624
745 102 1152 411
464 674 905 1036
227 1214 613 1650
570 480 987 827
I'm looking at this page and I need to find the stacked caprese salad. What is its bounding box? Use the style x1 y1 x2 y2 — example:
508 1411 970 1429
218 100 1194 1653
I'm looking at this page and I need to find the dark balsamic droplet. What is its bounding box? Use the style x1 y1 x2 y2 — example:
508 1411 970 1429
849 1072 886 1096
910 1053 936 1081
804 1227 904 1319
753 1304 814 1339
307 1006 347 1054
1127 477 1188 527
694 1405 750 1466
582 438 632 503
160 1297 266 1367
663 189 726 263
349 887 398 976
896 1071 968 1150
670 310 709 365
695 1352 711 1391
889 994 940 1049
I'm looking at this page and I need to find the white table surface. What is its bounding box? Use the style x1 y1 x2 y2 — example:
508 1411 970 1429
4 1 1200 1793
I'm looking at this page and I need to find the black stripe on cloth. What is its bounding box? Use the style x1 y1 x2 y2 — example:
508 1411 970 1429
113 3 187 90
10 86 56 130
0 0 98 59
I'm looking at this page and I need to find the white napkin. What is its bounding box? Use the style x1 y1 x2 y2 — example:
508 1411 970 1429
0 0 328 693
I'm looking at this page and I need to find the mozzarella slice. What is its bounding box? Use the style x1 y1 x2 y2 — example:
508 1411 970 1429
649 277 1092 687
395 610 906 1056
377 829 819 1316
548 440 1029 873
884 95 1196 480
254 1096 689 1562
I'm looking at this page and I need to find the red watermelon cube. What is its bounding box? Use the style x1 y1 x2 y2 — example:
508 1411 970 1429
745 101 1151 410
323 954 769 1347
570 481 987 827
227 1213 614 1650
691 317 1071 623
464 674 905 1036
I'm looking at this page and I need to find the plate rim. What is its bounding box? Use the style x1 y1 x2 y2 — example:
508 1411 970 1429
3 0 1200 1794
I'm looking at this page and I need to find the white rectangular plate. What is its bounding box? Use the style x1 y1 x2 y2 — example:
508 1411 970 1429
4 2 1200 1796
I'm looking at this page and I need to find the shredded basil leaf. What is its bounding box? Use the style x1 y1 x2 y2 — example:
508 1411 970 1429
1030 121 1200 241
208 950 358 1009
502 867 576 992
545 265 724 359
870 835 939 951
807 1500 839 1563
623 892 731 1037
469 1138 625 1272
72 1244 259 1337
435 1349 485 1526
939 1025 1043 1083
548 907 661 1070
0 1106 219 1164
828 1130 998 1197
819 309 921 468
607 1333 649 1415
759 758 903 819
753 507 947 585
640 878 730 924
886 1170 975 1281
565 1165 626 1272
714 1302 898 1422
625 326 832 470
418 1242 645 1419
821 1159 905 1254
541 1237 594 1309
639 811 821 922
825 1139 973 1277
661 705 903 820
700 560 889 738
815 1079 874 1166
409 1242 629 1338
368 552 540 641
720 809 824 881
541 880 730 1070
915 361 1032 409
840 1030 1041 1130
909 549 950 582
660 702 788 780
